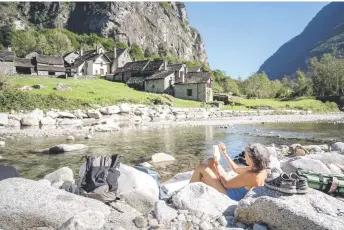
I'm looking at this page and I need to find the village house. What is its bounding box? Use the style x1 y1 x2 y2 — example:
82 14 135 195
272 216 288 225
174 71 213 102
144 70 175 95
14 57 35 75
0 49 15 75
105 48 132 73
35 55 66 76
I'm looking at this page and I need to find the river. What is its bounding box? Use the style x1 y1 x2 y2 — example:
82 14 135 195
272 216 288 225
0 122 343 181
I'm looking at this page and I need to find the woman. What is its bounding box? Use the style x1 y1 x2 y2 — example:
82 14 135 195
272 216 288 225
190 143 270 201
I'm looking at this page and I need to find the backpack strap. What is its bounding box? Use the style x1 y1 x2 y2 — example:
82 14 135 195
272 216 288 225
110 154 123 169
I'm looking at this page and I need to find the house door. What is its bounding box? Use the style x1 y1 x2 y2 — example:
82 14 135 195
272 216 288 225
100 69 104 75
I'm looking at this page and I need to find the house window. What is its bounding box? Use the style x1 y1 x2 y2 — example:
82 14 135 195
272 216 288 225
187 89 192 97
101 63 103 67
152 85 155 89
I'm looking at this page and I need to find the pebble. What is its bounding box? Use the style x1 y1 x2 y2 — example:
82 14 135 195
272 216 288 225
177 214 186 222
148 218 159 228
85 135 93 139
253 223 268 230
66 135 75 141
218 216 228 226
199 221 212 230
236 222 247 228
0 141 5 147
192 216 200 225
133 216 147 228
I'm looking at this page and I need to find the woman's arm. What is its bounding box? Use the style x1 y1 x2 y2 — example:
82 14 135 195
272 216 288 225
214 166 250 189
219 143 250 175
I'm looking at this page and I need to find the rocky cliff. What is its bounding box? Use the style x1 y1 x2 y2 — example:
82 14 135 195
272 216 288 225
258 2 344 80
0 2 207 63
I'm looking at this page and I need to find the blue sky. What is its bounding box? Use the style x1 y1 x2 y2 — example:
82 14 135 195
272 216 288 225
185 2 329 79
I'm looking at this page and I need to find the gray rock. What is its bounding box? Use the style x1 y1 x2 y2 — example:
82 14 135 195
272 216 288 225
21 114 40 126
281 157 331 174
85 135 93 139
199 221 212 230
32 84 45 89
0 178 110 229
37 179 51 186
235 186 344 230
172 182 238 218
0 141 5 147
87 110 102 119
8 119 21 127
177 214 186 222
58 211 105 230
94 124 121 132
151 152 175 163
120 104 131 113
46 111 60 119
148 218 159 228
73 110 88 119
217 216 227 226
154 200 178 223
49 144 88 154
303 145 323 153
235 222 247 228
56 83 72 91
58 119 83 126
44 167 74 184
58 112 77 119
106 201 143 230
66 135 75 141
52 181 65 189
99 106 120 115
331 142 344 154
40 117 56 125
117 164 159 214
306 152 344 166
253 224 268 230
133 216 147 228
0 113 9 126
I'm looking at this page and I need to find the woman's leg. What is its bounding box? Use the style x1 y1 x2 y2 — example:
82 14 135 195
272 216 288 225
190 163 227 195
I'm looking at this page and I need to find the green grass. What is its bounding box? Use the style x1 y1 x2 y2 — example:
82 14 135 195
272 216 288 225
0 76 202 111
231 97 339 113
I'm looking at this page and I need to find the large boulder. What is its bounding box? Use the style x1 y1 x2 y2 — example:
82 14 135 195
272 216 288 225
58 112 77 119
57 211 105 230
172 182 238 219
235 186 344 230
87 110 102 119
281 157 331 174
117 164 159 214
46 111 59 119
40 117 56 126
49 144 88 154
154 200 178 224
331 142 344 154
306 152 344 168
119 104 131 113
151 153 175 163
0 113 9 126
0 178 110 229
99 106 120 115
44 167 74 184
21 111 41 126
303 145 325 153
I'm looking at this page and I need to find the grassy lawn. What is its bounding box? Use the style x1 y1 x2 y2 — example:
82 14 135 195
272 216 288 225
0 76 203 111
230 97 339 113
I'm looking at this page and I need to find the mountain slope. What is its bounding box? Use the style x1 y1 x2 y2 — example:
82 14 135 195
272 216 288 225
0 2 207 63
258 2 344 80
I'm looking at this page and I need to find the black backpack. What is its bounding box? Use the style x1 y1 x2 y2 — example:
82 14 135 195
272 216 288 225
80 154 122 193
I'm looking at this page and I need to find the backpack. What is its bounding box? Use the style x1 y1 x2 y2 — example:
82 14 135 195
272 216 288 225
297 169 344 197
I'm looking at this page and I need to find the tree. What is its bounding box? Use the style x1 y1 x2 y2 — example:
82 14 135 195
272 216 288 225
36 34 49 55
0 25 12 48
11 30 37 57
144 47 153 58
44 29 73 56
129 43 144 61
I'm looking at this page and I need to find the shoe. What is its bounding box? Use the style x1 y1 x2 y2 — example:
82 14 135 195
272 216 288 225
290 173 308 194
265 173 297 194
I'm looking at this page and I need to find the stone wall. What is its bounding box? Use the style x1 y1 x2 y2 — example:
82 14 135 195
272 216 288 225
145 79 166 93
0 61 15 75
37 71 49 76
174 83 207 102
117 50 132 68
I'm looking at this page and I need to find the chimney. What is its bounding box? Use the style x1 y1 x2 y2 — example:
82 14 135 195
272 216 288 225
113 46 117 60
80 48 83 57
7 46 11 52
96 45 99 54
164 61 167 70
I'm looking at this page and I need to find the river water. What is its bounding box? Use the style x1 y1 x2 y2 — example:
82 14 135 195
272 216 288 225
0 122 343 181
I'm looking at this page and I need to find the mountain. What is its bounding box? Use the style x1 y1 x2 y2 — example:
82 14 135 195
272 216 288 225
258 2 344 80
0 2 207 63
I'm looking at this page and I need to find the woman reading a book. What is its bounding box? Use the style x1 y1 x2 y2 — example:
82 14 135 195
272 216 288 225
190 143 270 201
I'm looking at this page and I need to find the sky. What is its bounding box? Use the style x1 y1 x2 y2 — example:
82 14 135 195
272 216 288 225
185 2 329 79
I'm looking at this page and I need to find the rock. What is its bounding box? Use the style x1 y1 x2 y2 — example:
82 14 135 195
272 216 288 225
94 124 121 132
140 162 152 168
58 211 105 230
46 111 59 119
161 180 189 197
18 85 33 91
52 181 65 189
85 135 93 139
307 152 344 166
199 221 212 230
99 106 120 115
40 116 56 125
133 216 147 228
44 167 75 184
59 119 83 126
0 113 8 126
32 84 45 89
154 200 178 224
172 182 238 218
56 83 72 91
119 104 131 113
266 146 277 157
73 110 88 119
8 119 21 127
235 187 344 230
117 164 159 214
21 114 40 126
0 141 5 147
148 218 159 228
331 142 344 153
177 214 186 222
66 135 75 141
327 163 343 174
268 155 281 172
0 178 110 229
58 112 77 119
217 216 228 226
49 144 88 154
303 145 323 153
37 179 51 186
151 152 175 163
106 201 143 230
87 110 102 119
281 157 331 174
253 224 268 230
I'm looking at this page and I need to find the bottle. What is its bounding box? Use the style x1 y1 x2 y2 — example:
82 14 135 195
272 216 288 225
213 145 221 162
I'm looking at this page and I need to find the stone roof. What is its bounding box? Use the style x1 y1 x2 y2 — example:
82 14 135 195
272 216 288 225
25 52 40 59
36 55 64 65
115 60 150 73
0 50 15 62
37 64 65 72
143 60 164 72
72 50 111 67
105 48 126 60
14 58 35 68
168 64 184 71
175 72 212 85
188 66 203 72
145 70 174 81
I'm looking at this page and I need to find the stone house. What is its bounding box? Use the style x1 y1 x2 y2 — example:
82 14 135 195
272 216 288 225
167 63 187 83
0 50 15 75
35 55 66 76
14 58 35 75
105 48 132 73
174 72 213 102
144 70 175 94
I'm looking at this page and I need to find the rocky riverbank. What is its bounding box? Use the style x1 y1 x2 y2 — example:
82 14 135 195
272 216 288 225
1 142 344 230
0 104 343 140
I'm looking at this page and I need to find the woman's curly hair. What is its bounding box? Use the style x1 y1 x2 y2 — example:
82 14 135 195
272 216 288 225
245 143 271 174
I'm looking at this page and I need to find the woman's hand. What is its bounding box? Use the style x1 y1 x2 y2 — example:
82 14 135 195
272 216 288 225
218 142 227 156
